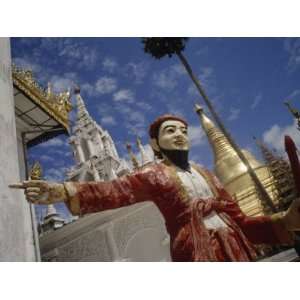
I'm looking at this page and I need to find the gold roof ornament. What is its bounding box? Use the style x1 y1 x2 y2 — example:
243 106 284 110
12 65 72 131
29 161 43 180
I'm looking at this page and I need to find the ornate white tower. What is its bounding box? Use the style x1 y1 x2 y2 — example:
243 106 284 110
67 87 130 182
39 205 65 235
136 136 153 166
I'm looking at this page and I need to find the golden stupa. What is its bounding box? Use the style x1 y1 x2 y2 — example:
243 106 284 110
195 106 292 216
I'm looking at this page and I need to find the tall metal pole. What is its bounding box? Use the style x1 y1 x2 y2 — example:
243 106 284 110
176 51 277 213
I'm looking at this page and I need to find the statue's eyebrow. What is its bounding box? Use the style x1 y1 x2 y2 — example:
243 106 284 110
161 125 187 132
161 125 176 132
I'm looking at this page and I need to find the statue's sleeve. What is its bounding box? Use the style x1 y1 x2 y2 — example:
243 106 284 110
63 167 154 216
208 171 295 245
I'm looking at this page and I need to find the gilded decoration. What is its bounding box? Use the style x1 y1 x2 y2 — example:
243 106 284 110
12 65 72 130
30 161 43 180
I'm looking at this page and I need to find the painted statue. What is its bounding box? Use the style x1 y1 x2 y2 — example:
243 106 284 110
10 114 300 261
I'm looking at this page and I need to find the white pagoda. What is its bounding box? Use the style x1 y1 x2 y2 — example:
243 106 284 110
67 87 130 182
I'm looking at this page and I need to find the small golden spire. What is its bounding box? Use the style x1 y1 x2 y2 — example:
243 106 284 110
29 161 43 180
126 142 139 170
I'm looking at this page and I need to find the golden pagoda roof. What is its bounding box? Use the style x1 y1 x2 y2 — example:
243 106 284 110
12 65 72 131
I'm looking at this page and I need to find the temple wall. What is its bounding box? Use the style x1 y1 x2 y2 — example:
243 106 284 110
0 38 36 261
40 202 171 262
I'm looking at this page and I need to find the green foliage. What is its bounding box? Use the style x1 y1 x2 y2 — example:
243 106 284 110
142 38 189 59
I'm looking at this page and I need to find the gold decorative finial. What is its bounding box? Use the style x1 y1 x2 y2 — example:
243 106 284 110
29 161 43 180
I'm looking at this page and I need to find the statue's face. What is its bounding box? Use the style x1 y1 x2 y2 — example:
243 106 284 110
157 120 189 151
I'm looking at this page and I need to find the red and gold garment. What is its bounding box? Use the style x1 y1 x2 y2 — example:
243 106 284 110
64 162 294 261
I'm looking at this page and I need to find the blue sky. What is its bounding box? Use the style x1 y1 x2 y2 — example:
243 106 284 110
10 37 300 221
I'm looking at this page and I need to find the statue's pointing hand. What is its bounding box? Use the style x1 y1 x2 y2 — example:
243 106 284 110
9 180 67 205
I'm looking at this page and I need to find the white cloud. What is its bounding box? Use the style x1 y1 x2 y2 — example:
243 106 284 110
171 63 186 75
251 93 262 109
124 61 148 84
80 82 94 97
153 72 177 90
13 57 41 73
195 46 209 56
227 107 240 121
39 155 54 162
97 103 114 118
39 137 64 147
188 66 216 96
45 167 68 182
263 119 300 153
101 116 117 126
284 38 300 72
152 63 187 90
95 77 117 94
55 38 98 70
102 57 118 73
113 89 134 102
50 75 73 93
114 103 147 137
188 125 206 147
80 49 98 69
136 101 152 111
287 89 300 100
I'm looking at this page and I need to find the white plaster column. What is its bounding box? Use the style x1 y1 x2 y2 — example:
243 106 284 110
74 140 85 163
102 135 110 156
108 135 119 159
95 130 103 151
86 137 96 157
91 163 101 181
0 38 36 261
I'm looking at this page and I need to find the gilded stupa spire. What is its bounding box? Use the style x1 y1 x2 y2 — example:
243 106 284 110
195 104 261 185
194 104 236 163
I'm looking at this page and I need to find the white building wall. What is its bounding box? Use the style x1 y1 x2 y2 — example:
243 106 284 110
0 38 37 261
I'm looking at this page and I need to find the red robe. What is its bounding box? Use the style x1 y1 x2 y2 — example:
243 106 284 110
64 162 294 261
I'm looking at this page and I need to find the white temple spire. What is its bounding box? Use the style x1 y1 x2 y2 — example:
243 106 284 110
74 87 90 121
136 136 152 166
67 86 130 183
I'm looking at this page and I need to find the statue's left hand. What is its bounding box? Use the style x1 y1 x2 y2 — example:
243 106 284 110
284 197 300 231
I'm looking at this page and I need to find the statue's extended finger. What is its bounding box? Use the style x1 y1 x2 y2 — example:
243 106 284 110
8 183 26 189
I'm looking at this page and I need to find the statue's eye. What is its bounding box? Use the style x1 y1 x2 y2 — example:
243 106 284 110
181 129 187 135
166 128 175 134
